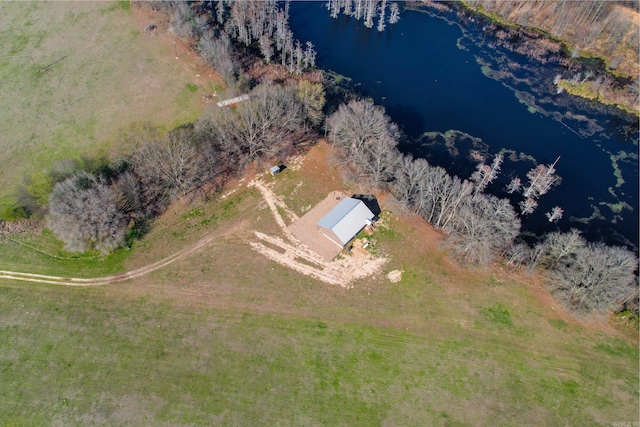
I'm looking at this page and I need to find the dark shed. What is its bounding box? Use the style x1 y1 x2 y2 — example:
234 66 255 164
351 194 381 219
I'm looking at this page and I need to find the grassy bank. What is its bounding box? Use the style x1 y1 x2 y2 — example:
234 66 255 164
1 142 637 425
0 2 211 217
458 1 639 115
556 79 639 116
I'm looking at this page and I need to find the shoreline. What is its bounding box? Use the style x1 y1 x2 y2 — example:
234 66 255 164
453 1 639 116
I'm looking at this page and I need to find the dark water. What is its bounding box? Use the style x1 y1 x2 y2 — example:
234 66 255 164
289 2 639 249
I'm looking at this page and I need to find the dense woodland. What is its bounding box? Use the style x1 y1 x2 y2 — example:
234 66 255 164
2 0 637 321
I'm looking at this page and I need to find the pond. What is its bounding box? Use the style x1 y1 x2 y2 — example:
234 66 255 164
289 2 639 249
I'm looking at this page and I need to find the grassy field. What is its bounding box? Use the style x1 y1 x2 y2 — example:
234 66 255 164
0 3 637 424
1 143 638 425
0 1 216 217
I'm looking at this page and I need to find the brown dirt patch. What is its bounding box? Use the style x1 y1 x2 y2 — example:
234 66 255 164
249 176 387 288
287 191 348 261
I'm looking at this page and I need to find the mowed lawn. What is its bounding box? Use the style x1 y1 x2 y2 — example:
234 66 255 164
0 143 638 425
0 1 213 216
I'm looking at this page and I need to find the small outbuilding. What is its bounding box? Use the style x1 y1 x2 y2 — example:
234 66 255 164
287 191 380 261
317 197 375 248
270 165 281 176
351 194 381 218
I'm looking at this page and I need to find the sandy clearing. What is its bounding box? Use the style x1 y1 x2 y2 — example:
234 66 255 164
248 178 387 289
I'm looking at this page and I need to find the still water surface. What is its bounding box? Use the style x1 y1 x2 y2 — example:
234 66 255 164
289 2 639 248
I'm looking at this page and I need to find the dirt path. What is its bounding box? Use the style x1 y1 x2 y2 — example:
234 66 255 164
0 176 385 289
248 178 387 289
0 224 237 286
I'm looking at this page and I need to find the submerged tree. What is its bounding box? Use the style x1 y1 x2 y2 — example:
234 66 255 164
523 157 561 200
211 0 315 74
545 206 564 223
326 0 402 31
508 157 561 215
470 153 503 193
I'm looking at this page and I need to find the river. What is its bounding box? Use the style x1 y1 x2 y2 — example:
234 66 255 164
289 2 639 249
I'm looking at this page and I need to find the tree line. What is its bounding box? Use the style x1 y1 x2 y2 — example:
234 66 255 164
18 82 322 255
156 0 317 87
13 0 331 254
326 99 637 318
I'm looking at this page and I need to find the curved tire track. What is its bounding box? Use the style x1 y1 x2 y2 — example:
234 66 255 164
0 225 236 286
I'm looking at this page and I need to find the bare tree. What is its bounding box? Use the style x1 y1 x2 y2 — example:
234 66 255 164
113 171 143 219
303 41 317 69
519 197 539 215
198 32 239 88
228 83 305 161
216 0 226 25
444 193 521 265
505 176 522 194
536 229 585 270
510 157 561 215
196 84 306 173
430 174 474 229
377 0 387 32
327 99 399 158
470 153 503 193
395 160 473 230
351 131 401 188
196 108 244 160
522 157 560 200
170 1 198 38
325 0 401 29
545 206 564 223
326 99 400 188
296 80 326 127
391 155 432 213
129 126 202 212
364 0 376 28
259 34 274 64
546 240 638 315
47 173 127 254
505 242 535 267
388 2 400 24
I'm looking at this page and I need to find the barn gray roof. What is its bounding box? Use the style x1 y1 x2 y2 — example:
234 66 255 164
316 198 375 246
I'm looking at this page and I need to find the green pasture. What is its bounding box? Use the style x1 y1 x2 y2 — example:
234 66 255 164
0 1 207 217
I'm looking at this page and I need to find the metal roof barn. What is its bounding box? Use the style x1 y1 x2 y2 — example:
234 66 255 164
317 198 375 246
